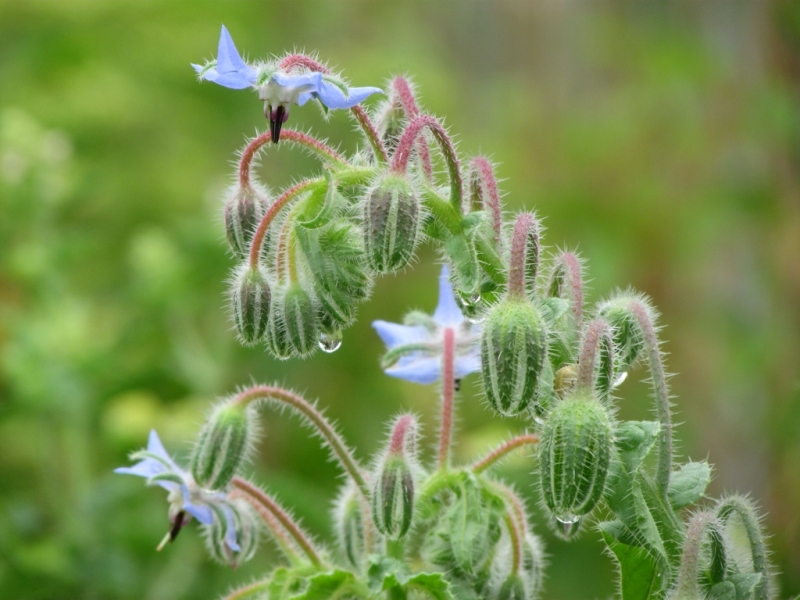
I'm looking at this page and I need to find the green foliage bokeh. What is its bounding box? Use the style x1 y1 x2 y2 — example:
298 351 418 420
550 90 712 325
1 1 798 598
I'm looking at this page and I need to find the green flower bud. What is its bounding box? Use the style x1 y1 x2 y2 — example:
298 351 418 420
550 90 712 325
334 485 366 567
267 283 318 358
363 174 421 273
190 400 254 490
204 499 259 569
497 575 526 600
521 533 545 598
539 390 613 535
371 415 417 540
224 184 268 260
230 265 271 346
481 298 548 416
597 298 648 374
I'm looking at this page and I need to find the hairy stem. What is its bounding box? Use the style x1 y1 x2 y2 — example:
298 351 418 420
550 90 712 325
471 435 539 474
220 579 271 600
232 386 370 499
507 213 540 299
576 318 615 397
391 77 433 181
716 496 769 600
231 478 323 567
469 157 503 246
231 488 300 563
672 511 719 600
437 328 456 470
392 115 462 214
548 251 583 325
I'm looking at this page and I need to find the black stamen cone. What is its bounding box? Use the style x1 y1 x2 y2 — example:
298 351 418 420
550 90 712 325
169 510 187 542
270 105 286 143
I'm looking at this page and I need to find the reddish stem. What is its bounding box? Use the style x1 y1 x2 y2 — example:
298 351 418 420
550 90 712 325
437 328 456 469
507 213 540 299
220 579 271 600
469 157 503 246
391 77 432 181
231 478 323 567
471 434 539 474
392 114 462 212
576 318 614 393
388 415 416 456
238 130 345 189
249 179 318 269
232 489 299 561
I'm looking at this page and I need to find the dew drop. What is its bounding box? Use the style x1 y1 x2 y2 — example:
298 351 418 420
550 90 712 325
318 330 343 353
556 514 581 538
466 313 485 325
612 371 628 389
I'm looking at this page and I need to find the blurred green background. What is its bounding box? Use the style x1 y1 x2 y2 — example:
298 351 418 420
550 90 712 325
1 1 799 598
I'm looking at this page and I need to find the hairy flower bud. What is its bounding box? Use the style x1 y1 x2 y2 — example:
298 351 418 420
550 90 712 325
204 499 259 569
497 575 527 600
334 485 366 567
597 299 647 374
363 174 421 273
230 265 271 345
190 400 254 490
481 298 548 416
371 415 417 540
224 184 269 259
539 390 613 535
267 283 318 358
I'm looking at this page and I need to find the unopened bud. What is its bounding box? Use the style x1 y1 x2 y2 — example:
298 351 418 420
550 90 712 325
190 400 254 490
554 364 578 398
267 283 318 358
371 415 417 540
334 485 366 567
497 575 526 600
363 174 421 273
230 265 271 346
539 390 613 534
204 499 259 569
224 184 269 259
597 299 647 374
481 298 548 416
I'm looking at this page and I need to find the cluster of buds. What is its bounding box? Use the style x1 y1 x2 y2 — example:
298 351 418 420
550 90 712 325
115 27 777 600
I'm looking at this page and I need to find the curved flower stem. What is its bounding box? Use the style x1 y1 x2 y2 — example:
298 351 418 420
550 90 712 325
238 130 346 189
576 318 615 397
231 478 324 567
716 496 770 600
627 300 673 502
231 488 301 564
503 513 523 575
672 511 721 600
220 578 271 600
548 251 584 325
391 77 432 181
471 435 539 474
277 54 388 164
437 328 456 470
393 115 463 214
232 386 370 500
507 213 540 300
468 157 503 246
249 179 321 269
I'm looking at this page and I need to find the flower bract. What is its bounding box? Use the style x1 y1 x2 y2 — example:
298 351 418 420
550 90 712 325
373 266 481 384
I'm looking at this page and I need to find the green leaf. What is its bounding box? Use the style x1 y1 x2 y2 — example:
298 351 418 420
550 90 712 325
615 421 660 473
708 581 738 600
600 521 663 600
668 461 711 509
288 569 358 600
367 556 454 599
729 573 763 600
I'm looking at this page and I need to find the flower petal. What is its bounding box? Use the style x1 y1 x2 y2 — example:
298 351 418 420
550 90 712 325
372 320 428 348
114 462 163 479
183 499 214 525
223 506 241 552
385 355 441 384
454 352 481 378
195 26 257 89
313 79 382 109
433 265 464 326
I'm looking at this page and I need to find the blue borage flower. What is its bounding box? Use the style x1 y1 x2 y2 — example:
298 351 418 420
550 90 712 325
192 25 382 142
373 266 481 384
115 430 242 554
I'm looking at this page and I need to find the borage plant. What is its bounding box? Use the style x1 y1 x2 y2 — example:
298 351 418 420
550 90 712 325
117 26 776 600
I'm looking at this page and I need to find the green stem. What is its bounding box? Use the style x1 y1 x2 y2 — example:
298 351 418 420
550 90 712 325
716 496 770 600
471 435 539 474
220 578 271 600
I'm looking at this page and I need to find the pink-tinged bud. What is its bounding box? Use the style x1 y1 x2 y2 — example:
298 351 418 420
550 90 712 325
362 174 421 273
371 415 418 540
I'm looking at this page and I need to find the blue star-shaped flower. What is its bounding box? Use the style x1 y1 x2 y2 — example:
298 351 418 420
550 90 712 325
192 26 382 142
115 430 240 553
373 266 481 384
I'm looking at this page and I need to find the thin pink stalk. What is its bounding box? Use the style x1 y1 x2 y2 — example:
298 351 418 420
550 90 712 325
507 213 540 299
232 386 370 498
232 488 299 561
504 513 523 575
437 328 456 469
549 251 583 324
220 579 271 600
471 434 539 474
388 415 416 456
231 478 323 567
391 77 432 181
392 114 462 212
248 179 318 269
238 130 345 189
469 157 503 245
577 318 614 392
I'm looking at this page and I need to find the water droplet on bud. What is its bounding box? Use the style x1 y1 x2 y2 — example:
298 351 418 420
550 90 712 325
612 371 628 389
318 331 343 353
556 514 581 538
466 313 485 324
